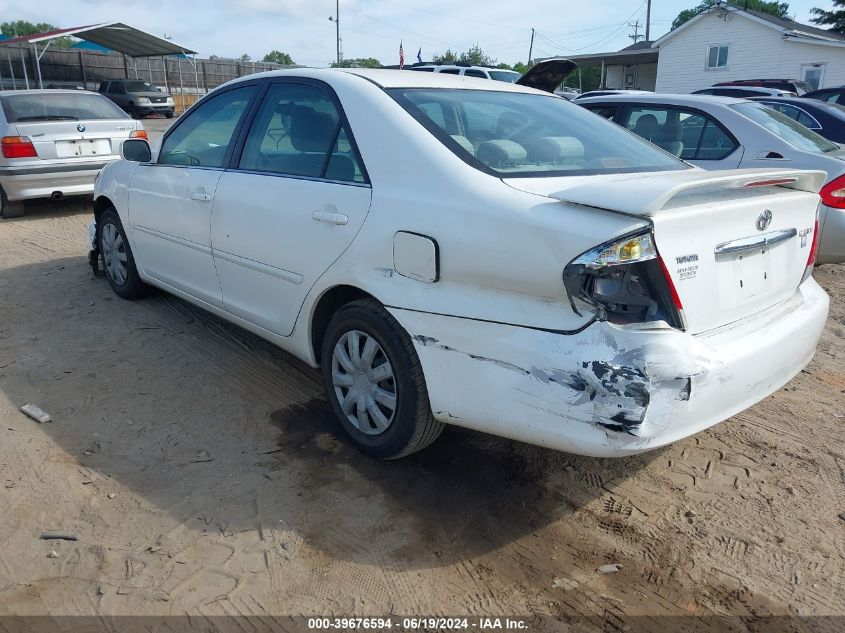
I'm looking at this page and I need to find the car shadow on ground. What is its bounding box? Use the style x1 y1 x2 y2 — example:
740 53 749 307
0 253 660 570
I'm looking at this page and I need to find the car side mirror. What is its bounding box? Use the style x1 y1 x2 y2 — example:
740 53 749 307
121 139 152 162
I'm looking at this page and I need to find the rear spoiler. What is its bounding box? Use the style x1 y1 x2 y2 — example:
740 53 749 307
547 169 826 217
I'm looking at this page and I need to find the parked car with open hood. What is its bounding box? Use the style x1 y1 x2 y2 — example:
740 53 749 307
98 79 175 119
578 93 845 264
0 89 146 218
90 69 828 459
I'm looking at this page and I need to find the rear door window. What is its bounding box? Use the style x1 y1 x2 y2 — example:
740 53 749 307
238 82 366 183
622 105 737 160
464 69 487 78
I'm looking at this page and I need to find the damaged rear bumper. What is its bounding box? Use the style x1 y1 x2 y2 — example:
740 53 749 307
388 278 828 457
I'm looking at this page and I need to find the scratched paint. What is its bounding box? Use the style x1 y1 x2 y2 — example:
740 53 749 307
411 333 692 436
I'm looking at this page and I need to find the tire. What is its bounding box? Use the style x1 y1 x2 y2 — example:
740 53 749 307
0 186 24 219
98 207 147 300
129 103 141 119
321 298 444 459
165 111 174 119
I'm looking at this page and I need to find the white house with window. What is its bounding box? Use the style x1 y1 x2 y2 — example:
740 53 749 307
652 3 845 93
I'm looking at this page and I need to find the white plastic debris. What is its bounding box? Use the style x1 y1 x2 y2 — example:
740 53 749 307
20 404 52 423
87 221 96 247
597 564 622 574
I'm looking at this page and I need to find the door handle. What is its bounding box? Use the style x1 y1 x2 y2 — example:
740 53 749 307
312 210 348 225
191 191 212 202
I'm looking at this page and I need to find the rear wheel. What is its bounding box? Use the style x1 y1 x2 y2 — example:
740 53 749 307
0 187 24 219
98 207 146 299
321 298 444 459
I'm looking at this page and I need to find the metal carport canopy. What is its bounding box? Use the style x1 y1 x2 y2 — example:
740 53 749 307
0 22 196 88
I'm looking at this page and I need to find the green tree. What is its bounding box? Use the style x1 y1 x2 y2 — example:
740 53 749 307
330 58 382 68
239 53 252 62
562 65 602 92
811 1 845 31
1 20 73 47
672 0 790 30
459 44 496 66
433 48 458 63
511 61 529 74
433 45 496 66
263 50 294 65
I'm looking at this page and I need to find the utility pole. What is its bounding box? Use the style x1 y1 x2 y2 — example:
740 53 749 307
628 20 643 44
527 28 534 68
328 0 341 65
645 0 652 41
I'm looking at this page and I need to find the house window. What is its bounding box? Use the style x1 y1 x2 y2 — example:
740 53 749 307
801 63 826 91
707 45 729 69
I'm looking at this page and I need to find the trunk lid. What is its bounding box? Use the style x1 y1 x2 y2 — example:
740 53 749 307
12 119 137 161
506 169 825 334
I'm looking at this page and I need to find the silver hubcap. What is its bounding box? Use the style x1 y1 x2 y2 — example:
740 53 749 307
331 330 397 435
101 223 128 286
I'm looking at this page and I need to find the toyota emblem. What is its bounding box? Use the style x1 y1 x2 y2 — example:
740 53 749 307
756 209 773 231
77 123 86 133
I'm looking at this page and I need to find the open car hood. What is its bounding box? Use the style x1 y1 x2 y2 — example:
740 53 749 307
516 58 578 93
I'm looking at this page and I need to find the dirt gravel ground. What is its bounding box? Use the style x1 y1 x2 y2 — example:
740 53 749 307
0 118 843 631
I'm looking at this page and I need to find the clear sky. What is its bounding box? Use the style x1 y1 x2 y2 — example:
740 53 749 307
1 0 832 67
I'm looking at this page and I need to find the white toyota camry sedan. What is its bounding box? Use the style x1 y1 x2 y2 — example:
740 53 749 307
90 69 829 459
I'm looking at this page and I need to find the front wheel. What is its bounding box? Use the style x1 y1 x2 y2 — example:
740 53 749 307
98 208 147 299
321 298 444 459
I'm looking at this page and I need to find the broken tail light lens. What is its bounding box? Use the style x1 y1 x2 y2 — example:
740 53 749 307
1 136 37 159
564 230 686 330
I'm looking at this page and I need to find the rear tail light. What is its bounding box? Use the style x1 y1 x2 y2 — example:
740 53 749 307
130 129 148 140
563 230 686 330
801 218 820 284
1 136 37 159
819 174 845 209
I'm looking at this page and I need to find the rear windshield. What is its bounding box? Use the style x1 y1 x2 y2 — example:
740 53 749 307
390 88 687 177
1 92 128 122
731 102 839 153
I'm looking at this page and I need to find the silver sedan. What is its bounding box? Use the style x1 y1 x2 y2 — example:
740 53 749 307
577 93 845 264
0 90 146 218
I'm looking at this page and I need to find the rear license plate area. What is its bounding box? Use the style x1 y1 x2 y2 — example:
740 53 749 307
56 139 110 158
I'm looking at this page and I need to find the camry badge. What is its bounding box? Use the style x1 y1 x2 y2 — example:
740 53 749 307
77 123 86 133
756 209 773 231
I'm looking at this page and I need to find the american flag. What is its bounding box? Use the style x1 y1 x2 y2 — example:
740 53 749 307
399 40 404 69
